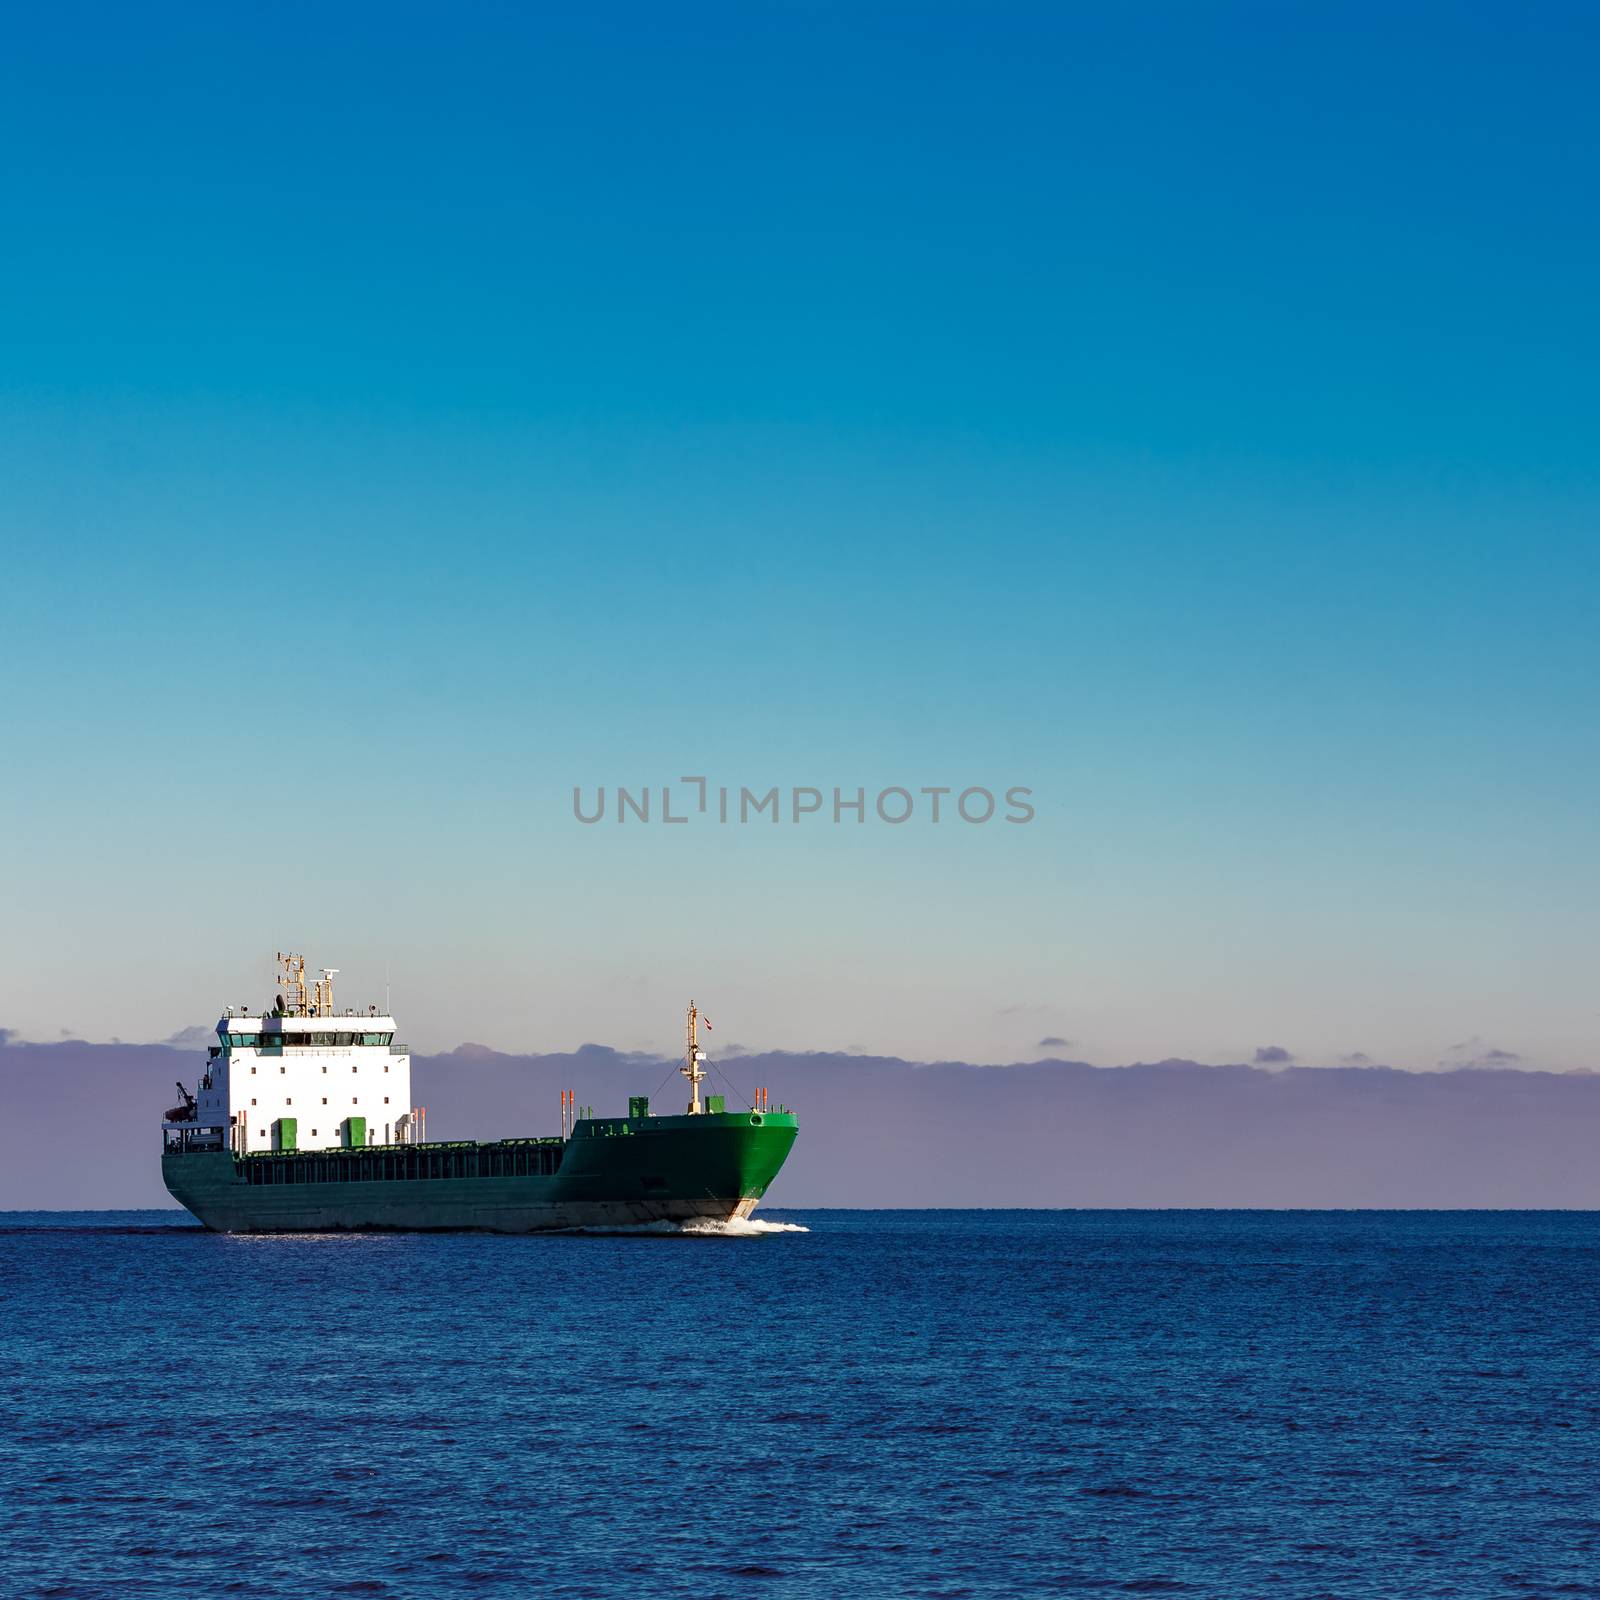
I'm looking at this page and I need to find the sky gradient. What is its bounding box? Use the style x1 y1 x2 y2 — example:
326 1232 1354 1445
2 3 1597 1069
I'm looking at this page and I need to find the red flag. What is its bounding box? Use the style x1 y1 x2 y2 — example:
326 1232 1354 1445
703 1017 713 1030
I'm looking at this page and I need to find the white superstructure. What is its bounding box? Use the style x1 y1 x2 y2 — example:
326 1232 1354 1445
167 954 418 1155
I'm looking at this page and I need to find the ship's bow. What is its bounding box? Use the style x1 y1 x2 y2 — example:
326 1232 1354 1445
558 1110 799 1223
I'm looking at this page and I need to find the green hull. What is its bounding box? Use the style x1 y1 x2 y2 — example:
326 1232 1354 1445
162 1112 798 1234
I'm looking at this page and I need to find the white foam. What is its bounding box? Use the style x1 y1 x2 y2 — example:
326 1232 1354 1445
554 1216 810 1238
680 1216 810 1237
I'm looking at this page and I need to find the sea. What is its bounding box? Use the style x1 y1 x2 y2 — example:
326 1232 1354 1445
2 1209 1598 1600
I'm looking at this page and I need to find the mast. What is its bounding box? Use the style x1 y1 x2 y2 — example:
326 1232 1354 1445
681 1000 706 1115
277 952 308 1017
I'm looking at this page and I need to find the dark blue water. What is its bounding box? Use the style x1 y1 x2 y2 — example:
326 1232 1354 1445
3 1210 1599 1599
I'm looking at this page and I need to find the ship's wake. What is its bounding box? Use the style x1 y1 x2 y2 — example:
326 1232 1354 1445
683 1216 809 1237
557 1217 809 1237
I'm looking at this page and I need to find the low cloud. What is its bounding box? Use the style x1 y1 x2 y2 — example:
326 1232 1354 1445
1340 1051 1374 1065
1037 1036 1072 1049
1441 1038 1524 1071
1444 1047 1524 1071
1254 1045 1295 1065
161 1024 217 1050
0 1027 12 1048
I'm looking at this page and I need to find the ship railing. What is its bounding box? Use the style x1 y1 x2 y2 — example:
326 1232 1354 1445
163 1125 226 1154
224 1006 391 1020
237 1135 566 1157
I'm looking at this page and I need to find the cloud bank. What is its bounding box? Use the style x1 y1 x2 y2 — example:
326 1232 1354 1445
5 1035 1600 1211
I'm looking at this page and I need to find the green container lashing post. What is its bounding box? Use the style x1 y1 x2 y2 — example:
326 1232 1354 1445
276 1117 297 1152
345 1116 367 1149
705 1094 725 1114
628 1096 650 1120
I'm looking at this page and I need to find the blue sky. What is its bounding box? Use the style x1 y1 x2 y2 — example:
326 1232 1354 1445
2 3 1596 1067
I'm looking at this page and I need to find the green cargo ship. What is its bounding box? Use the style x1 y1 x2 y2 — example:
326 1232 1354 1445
162 960 797 1233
